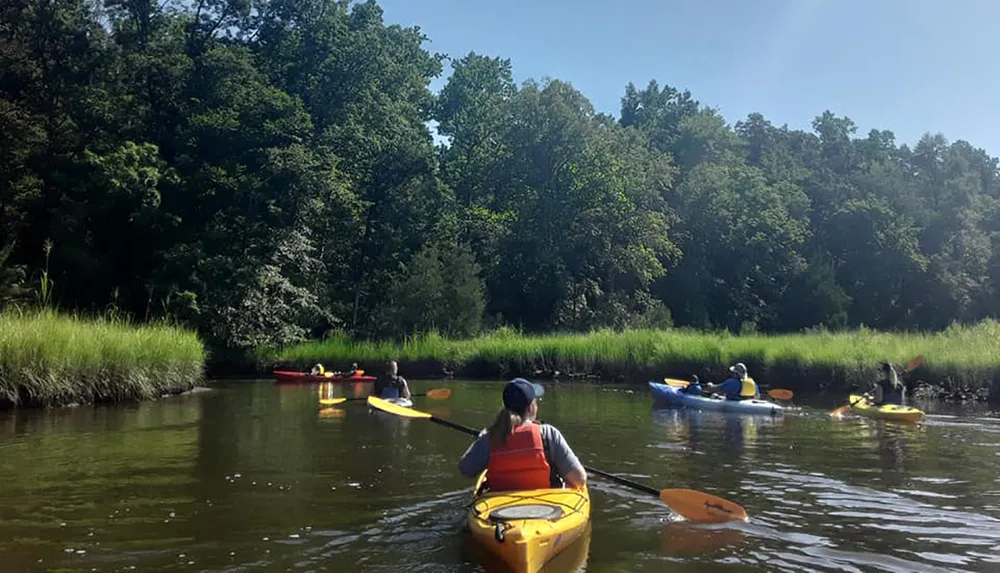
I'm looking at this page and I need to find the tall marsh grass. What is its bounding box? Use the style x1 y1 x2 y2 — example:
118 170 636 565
0 309 206 406
266 322 1000 394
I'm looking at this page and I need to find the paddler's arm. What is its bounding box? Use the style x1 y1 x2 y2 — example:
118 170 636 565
398 376 411 399
458 429 489 478
541 425 587 489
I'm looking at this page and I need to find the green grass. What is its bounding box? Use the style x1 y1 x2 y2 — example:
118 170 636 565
264 322 1000 395
0 309 206 406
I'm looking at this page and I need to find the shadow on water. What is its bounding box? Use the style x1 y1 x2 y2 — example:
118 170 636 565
1 379 999 571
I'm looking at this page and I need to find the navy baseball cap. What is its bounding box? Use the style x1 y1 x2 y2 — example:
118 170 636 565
502 378 545 412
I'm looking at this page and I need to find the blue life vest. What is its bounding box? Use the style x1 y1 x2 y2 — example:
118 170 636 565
683 383 703 395
718 377 744 401
380 386 401 400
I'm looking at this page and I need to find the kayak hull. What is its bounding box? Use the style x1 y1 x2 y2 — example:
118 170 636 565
848 394 924 422
649 381 783 416
468 471 590 573
273 370 376 384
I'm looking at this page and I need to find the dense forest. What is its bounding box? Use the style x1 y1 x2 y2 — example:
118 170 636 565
2 0 999 355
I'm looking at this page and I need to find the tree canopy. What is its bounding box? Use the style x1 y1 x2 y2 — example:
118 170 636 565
3 0 999 351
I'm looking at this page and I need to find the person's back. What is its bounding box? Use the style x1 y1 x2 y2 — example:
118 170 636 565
373 360 410 400
485 421 554 491
459 378 586 492
873 362 904 405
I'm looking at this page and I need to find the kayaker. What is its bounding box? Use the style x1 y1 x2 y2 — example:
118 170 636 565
681 375 704 395
310 363 325 376
344 362 361 377
372 360 411 400
705 363 759 401
871 362 905 406
458 378 587 491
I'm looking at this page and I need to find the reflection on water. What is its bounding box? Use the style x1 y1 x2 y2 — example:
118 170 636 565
0 380 998 572
659 522 747 558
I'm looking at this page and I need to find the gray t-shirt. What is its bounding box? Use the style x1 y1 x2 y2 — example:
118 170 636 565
458 423 584 484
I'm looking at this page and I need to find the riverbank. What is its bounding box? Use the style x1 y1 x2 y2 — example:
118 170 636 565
262 322 1000 401
0 310 206 407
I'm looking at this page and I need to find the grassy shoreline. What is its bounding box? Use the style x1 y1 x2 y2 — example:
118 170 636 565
0 310 206 407
263 323 1000 401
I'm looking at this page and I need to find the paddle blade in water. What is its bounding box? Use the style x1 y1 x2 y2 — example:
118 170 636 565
319 398 346 406
829 405 850 418
367 396 432 418
425 388 452 399
768 389 793 400
659 489 748 523
664 378 690 388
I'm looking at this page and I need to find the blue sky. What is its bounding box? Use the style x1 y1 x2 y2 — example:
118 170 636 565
377 0 1000 156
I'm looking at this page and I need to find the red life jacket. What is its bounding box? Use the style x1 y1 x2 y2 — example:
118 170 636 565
486 423 551 492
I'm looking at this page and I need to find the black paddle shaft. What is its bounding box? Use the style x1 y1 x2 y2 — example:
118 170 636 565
344 392 430 402
427 417 659 497
430 415 478 436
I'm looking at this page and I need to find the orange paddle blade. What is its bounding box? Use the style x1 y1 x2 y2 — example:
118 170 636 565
664 378 690 388
425 388 452 399
768 389 793 400
829 405 850 418
659 489 748 523
319 398 346 405
903 354 925 372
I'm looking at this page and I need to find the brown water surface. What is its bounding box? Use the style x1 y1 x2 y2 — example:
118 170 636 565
1 379 998 572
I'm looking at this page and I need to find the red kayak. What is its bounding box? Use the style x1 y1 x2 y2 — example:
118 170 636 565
272 370 376 384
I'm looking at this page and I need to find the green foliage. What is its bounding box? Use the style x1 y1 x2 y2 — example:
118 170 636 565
2 0 1000 363
268 320 1000 392
0 242 28 309
0 308 204 406
379 241 485 338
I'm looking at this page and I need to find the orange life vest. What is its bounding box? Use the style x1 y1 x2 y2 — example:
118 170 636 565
486 423 551 492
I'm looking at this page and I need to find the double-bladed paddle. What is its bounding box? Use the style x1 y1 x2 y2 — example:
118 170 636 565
319 388 452 406
829 354 924 418
366 395 749 524
662 378 794 401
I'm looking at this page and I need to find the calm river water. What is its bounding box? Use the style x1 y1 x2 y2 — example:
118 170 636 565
1 379 999 572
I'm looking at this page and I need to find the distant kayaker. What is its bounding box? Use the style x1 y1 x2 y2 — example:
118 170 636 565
681 375 704 395
372 360 411 400
344 362 361 377
310 363 326 376
871 362 905 406
705 363 759 401
458 378 587 491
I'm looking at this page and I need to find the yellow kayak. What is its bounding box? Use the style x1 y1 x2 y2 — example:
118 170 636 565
849 394 925 422
467 470 590 573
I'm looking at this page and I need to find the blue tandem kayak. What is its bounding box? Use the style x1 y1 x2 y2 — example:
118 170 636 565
648 381 784 416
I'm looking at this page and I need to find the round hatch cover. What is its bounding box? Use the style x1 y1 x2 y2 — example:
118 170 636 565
490 505 564 521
